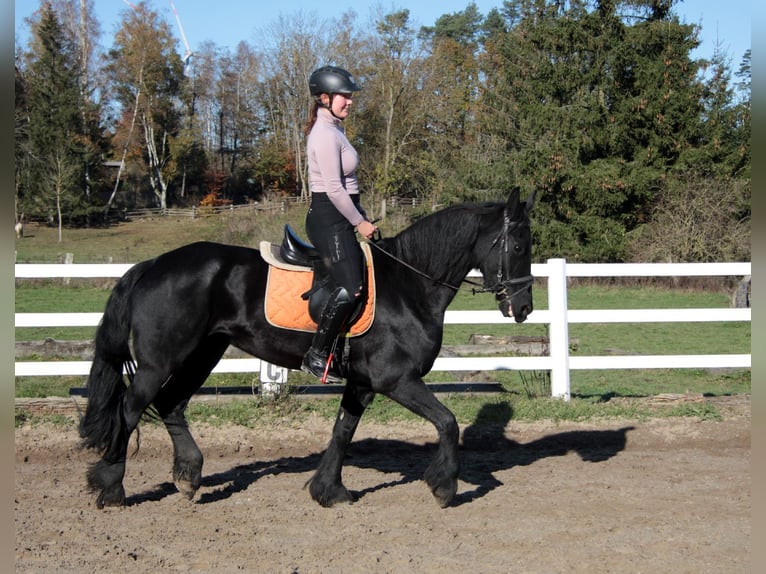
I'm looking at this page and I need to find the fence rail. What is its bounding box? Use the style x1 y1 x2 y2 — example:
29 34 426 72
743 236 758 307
15 259 751 400
88 196 426 222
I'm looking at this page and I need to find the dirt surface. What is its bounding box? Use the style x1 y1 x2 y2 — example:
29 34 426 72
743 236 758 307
16 397 750 573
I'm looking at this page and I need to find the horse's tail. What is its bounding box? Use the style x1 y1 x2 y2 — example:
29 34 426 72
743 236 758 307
78 261 149 454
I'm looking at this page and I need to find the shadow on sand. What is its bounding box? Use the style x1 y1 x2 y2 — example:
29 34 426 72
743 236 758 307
126 401 634 507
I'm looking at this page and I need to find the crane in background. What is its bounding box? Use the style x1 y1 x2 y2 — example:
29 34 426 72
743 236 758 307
120 1 194 75
170 0 195 76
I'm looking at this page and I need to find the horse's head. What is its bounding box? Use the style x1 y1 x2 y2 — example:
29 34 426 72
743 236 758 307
478 188 535 323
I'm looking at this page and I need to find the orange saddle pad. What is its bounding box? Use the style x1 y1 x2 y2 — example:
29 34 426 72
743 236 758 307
263 242 375 336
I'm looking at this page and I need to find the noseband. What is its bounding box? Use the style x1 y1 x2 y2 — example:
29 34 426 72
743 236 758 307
472 209 534 300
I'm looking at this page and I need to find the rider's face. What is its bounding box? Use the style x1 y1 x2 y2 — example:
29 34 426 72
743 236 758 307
323 92 353 119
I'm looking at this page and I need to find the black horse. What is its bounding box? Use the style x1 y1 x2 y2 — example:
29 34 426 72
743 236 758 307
79 188 535 509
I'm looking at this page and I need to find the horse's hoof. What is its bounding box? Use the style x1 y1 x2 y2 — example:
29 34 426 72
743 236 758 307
95 485 126 509
431 482 457 508
173 463 202 500
318 491 355 507
174 479 198 501
309 480 355 507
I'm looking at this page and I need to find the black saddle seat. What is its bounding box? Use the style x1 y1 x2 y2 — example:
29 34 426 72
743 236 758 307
280 224 320 267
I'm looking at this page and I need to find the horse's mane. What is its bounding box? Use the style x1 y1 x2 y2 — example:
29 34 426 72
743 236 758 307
384 201 505 275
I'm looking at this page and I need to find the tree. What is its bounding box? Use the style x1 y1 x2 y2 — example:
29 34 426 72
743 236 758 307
214 42 261 200
735 49 751 100
105 1 184 211
261 11 353 199
23 2 86 241
476 0 706 261
627 170 750 263
15 63 30 226
420 2 485 199
12 0 749 262
42 0 105 201
189 40 223 155
732 49 751 179
357 9 433 200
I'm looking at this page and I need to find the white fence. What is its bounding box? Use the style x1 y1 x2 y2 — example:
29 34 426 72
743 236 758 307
15 260 751 400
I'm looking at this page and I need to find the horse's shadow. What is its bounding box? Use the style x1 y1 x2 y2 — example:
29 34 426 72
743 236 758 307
340 402 634 506
126 402 634 507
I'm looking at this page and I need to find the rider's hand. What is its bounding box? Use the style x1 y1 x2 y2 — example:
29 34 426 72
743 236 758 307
355 220 378 240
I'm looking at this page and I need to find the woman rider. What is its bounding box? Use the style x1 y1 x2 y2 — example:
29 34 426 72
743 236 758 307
301 65 378 382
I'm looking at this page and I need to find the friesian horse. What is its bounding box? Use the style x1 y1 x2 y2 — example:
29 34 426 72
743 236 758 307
79 188 535 509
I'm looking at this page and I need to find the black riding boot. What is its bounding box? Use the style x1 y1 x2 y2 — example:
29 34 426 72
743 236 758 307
301 286 355 383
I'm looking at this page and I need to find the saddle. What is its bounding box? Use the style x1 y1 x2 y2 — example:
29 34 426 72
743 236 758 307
259 225 375 336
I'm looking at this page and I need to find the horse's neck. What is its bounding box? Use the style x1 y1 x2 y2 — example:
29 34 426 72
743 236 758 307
390 235 474 297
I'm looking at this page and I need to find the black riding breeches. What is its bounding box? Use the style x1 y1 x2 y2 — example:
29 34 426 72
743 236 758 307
305 193 366 299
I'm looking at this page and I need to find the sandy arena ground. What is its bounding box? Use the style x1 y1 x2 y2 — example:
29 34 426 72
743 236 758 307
15 396 750 573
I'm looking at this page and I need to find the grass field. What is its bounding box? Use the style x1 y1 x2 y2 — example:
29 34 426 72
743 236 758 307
14 208 751 424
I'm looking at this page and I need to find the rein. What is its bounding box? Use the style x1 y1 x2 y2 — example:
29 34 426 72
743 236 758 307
367 238 464 292
367 208 534 297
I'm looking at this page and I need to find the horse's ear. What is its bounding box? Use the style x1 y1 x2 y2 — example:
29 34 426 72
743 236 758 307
524 190 537 214
506 186 534 218
506 187 521 212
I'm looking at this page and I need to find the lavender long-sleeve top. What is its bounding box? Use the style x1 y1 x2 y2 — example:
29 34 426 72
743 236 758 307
306 107 365 226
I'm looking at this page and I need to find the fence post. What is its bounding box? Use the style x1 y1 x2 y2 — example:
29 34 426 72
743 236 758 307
547 258 571 400
63 253 74 286
259 361 289 397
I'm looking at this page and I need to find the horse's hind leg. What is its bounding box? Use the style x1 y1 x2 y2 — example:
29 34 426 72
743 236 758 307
157 399 201 500
152 334 230 501
309 382 375 507
386 379 459 508
88 368 166 508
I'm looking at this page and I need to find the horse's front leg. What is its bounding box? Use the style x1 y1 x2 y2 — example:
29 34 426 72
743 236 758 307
386 378 459 508
308 382 375 507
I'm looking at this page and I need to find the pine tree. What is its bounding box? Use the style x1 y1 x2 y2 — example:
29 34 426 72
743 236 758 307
24 2 86 241
478 0 705 261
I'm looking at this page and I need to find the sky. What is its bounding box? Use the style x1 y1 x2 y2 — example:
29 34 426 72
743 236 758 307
14 0 751 65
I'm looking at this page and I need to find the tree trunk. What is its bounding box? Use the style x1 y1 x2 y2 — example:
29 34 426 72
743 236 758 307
143 119 168 211
105 86 141 216
56 186 63 243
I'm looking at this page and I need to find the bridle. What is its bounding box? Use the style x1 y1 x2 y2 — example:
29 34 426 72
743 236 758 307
368 208 534 298
470 209 534 301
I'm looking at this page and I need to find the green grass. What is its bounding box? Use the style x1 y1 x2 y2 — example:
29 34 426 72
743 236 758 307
19 390 723 430
14 218 224 264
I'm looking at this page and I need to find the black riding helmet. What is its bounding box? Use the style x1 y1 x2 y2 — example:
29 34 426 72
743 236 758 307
309 66 362 96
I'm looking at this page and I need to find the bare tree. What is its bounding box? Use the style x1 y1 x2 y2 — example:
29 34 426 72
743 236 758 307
261 12 330 199
362 8 433 198
216 42 261 192
628 172 751 263
106 1 184 211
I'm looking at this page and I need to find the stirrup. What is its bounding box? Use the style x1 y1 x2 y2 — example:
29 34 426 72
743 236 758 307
301 350 343 384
